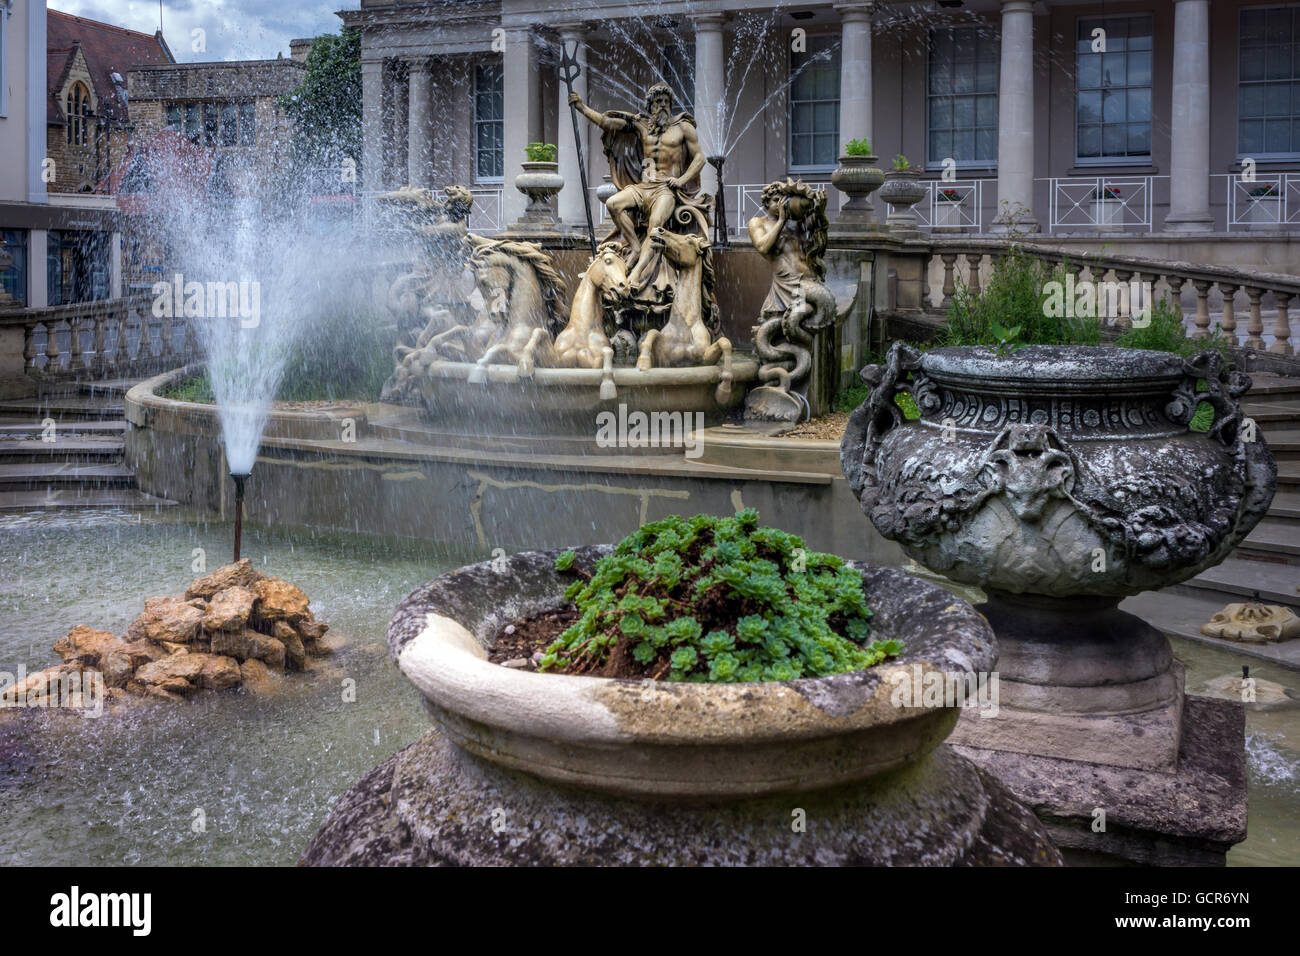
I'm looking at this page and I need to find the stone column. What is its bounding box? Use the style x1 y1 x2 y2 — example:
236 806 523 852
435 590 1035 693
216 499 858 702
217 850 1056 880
407 57 434 189
28 230 48 308
360 58 384 219
836 3 873 151
994 0 1037 232
693 14 726 197
502 26 540 225
1165 0 1213 232
556 24 589 228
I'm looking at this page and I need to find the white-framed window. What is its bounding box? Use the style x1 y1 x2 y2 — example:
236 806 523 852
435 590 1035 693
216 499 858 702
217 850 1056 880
1238 4 1300 157
927 25 998 169
1075 15 1153 164
474 63 504 183
789 34 840 172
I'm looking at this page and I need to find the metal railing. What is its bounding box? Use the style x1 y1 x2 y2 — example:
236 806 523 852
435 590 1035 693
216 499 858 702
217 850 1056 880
1043 176 1158 231
1218 172 1300 231
468 186 504 234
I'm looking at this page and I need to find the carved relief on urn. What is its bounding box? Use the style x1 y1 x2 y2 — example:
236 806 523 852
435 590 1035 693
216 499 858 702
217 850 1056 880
842 344 1276 599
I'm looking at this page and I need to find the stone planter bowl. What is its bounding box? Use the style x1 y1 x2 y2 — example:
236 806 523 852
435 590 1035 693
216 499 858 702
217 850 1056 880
879 170 926 231
387 545 996 799
830 154 885 224
514 160 564 225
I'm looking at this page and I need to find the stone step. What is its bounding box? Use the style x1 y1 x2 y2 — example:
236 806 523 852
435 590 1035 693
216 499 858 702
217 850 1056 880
75 378 142 398
0 417 124 436
1237 516 1300 562
1121 589 1300 670
0 461 135 490
1268 490 1300 520
0 398 124 421
1243 399 1300 424
1177 556 1300 609
1245 372 1300 398
0 436 124 464
1262 427 1300 459
0 488 176 511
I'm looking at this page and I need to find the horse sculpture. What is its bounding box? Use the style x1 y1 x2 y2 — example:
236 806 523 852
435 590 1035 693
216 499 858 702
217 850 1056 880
553 242 629 400
465 237 568 381
634 227 734 404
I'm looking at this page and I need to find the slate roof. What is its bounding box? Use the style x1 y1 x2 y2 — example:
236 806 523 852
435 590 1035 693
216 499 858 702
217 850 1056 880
47 9 173 125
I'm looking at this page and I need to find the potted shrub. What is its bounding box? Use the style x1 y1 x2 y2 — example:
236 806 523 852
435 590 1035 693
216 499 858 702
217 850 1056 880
878 155 926 235
830 138 885 228
934 185 966 229
513 142 564 230
303 510 1063 866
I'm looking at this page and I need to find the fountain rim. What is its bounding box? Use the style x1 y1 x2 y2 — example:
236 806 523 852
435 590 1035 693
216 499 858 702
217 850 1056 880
417 356 760 387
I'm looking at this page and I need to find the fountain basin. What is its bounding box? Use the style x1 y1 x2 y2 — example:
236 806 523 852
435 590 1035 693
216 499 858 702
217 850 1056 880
414 358 759 434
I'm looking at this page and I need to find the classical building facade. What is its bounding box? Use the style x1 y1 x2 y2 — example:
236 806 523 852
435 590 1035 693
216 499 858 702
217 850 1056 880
340 0 1300 265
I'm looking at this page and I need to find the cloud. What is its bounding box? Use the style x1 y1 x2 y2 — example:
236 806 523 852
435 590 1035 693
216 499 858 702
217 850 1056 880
50 0 359 61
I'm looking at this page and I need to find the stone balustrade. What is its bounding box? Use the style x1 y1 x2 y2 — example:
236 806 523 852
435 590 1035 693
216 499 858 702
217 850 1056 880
0 295 198 386
923 238 1299 355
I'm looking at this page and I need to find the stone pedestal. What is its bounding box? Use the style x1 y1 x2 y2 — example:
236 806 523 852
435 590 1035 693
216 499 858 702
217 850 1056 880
947 593 1185 772
953 695 1247 866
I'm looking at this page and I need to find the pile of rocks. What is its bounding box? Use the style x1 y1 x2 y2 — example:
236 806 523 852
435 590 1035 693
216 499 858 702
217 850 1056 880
6 559 339 707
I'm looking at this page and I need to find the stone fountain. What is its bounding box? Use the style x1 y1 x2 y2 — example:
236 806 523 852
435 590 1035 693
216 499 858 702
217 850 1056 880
842 342 1277 863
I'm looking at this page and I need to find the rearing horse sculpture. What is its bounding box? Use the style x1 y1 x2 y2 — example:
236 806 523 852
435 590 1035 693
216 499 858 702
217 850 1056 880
461 237 567 382
554 242 629 400
635 227 734 404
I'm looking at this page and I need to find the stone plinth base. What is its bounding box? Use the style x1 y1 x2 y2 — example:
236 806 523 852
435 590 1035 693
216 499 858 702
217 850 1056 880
952 695 1247 866
300 730 1062 867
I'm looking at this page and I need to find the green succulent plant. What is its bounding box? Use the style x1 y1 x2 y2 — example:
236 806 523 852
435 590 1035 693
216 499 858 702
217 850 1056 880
843 138 873 157
892 154 912 172
541 510 901 683
525 142 558 162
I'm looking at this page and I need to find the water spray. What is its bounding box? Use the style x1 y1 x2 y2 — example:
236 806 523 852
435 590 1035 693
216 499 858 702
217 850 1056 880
231 471 249 562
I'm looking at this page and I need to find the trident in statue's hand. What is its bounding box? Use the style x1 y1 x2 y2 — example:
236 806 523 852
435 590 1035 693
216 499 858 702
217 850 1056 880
559 40 598 257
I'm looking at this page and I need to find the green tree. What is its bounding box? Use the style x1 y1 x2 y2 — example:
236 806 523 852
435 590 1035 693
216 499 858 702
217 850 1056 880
276 29 362 210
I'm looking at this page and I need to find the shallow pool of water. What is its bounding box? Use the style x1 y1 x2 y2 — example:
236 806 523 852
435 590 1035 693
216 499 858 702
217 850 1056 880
0 509 1295 865
0 509 469 866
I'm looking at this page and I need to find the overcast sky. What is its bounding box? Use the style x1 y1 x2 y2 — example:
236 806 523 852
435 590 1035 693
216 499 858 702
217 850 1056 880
50 0 359 62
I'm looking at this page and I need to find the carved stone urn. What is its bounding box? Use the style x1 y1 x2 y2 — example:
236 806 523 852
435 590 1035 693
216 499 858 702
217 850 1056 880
841 343 1276 772
830 154 885 229
512 160 564 232
878 170 926 235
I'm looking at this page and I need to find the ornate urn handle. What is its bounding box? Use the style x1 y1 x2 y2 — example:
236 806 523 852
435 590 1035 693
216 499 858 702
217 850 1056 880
841 342 925 507
1164 349 1253 447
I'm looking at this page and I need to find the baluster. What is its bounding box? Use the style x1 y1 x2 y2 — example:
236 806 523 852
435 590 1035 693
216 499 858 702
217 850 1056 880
1165 276 1186 327
159 311 174 360
1112 268 1134 329
68 315 86 373
91 312 107 377
1271 290 1294 355
1218 283 1239 346
940 253 957 306
967 253 982 295
23 322 38 372
1191 280 1212 339
45 318 62 373
1244 287 1265 350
